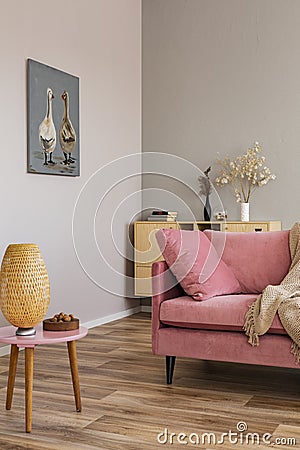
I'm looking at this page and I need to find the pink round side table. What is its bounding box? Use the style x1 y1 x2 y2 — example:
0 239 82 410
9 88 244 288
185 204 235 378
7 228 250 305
0 324 88 432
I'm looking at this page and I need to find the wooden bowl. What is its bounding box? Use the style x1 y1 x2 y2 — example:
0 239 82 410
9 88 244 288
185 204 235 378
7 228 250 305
43 318 79 332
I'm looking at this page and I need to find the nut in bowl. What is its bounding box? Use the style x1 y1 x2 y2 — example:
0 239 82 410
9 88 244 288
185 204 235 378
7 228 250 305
43 312 79 331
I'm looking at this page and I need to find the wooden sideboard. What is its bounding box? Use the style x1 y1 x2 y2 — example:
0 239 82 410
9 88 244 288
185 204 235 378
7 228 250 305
133 220 282 296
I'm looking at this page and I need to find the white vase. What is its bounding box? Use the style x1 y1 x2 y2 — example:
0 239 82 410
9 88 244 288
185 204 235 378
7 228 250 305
240 202 250 221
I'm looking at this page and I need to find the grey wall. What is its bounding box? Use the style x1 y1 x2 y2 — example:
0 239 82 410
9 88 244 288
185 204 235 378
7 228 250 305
142 0 300 230
0 0 141 327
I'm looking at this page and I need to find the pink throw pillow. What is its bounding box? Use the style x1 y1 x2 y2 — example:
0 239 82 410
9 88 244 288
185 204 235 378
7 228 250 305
155 229 241 300
204 230 291 293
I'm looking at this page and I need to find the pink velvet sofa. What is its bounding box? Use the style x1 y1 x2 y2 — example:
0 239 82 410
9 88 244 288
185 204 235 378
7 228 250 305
152 229 296 384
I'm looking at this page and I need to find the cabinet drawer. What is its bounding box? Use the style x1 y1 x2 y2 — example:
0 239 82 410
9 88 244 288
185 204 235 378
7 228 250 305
223 223 268 232
134 222 177 264
135 266 152 296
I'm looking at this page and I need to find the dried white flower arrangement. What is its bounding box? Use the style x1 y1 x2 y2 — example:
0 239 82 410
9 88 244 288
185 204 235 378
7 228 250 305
214 142 276 203
198 166 212 196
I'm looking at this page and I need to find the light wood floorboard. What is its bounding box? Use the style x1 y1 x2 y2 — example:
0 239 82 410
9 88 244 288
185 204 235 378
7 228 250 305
0 312 299 449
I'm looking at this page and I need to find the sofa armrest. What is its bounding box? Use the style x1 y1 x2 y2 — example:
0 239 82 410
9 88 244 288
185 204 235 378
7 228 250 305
152 261 183 302
152 261 184 354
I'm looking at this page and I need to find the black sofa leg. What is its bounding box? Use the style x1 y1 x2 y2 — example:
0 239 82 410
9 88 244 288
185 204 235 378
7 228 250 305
166 355 176 384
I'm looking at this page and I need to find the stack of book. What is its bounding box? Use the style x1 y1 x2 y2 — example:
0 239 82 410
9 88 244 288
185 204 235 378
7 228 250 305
147 210 178 221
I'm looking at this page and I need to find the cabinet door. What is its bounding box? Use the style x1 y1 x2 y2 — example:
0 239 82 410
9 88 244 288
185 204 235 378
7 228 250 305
134 222 178 264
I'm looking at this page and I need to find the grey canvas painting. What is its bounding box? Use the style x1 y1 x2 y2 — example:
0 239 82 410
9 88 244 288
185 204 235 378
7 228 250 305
27 59 80 176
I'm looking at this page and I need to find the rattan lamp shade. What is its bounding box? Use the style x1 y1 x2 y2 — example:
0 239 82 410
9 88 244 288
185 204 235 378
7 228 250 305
0 244 50 335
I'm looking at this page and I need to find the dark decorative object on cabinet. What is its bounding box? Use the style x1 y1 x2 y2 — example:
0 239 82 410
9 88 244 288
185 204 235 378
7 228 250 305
198 166 212 221
204 195 212 221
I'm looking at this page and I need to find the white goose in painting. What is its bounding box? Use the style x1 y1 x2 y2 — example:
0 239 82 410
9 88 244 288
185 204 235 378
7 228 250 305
39 88 56 165
59 90 76 165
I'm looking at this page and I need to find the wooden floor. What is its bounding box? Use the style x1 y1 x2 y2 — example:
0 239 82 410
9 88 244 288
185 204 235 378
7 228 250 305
0 312 299 449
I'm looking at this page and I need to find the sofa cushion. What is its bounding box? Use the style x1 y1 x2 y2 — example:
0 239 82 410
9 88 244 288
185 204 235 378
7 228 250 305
160 294 286 335
204 230 291 294
155 229 241 300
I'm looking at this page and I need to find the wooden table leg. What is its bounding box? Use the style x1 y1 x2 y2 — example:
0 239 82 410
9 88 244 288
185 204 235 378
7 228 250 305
6 344 19 410
25 347 34 433
67 340 82 412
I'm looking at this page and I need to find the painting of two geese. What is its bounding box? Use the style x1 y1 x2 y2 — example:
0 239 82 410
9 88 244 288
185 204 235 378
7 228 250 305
27 59 80 176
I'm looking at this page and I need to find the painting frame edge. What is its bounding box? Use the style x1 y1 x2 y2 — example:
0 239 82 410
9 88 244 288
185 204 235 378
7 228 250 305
27 58 80 177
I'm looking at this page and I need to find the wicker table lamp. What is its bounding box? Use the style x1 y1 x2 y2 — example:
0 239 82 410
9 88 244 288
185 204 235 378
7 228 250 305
0 244 50 336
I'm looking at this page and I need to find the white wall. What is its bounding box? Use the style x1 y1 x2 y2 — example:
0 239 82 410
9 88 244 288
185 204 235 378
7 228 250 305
142 0 300 230
0 0 141 326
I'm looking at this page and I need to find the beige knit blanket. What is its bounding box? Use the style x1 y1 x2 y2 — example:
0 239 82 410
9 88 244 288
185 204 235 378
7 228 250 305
244 222 300 363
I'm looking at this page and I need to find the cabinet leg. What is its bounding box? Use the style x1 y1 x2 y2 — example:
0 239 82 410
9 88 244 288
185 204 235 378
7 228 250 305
25 347 34 433
67 341 82 412
6 344 19 410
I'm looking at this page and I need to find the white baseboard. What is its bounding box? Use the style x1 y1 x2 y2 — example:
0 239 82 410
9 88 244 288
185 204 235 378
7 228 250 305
141 305 151 313
82 305 142 329
0 345 11 357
